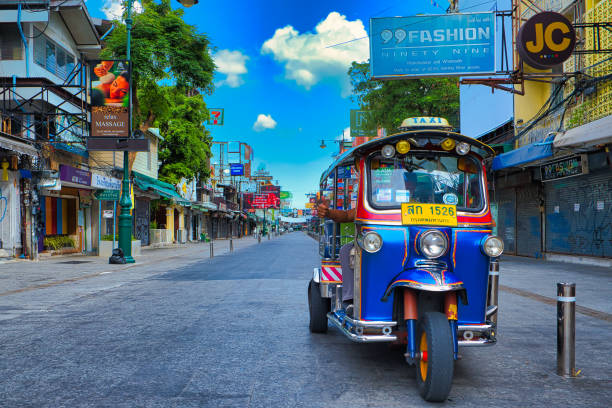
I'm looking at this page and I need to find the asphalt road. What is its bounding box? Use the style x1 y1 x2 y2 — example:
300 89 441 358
0 233 610 407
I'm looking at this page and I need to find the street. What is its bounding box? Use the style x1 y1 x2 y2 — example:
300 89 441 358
0 233 611 407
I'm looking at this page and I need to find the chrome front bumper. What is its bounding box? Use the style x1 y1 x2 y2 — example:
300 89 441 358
327 312 398 343
458 322 497 346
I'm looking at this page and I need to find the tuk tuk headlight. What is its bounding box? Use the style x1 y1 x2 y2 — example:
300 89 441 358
419 230 448 259
381 144 395 158
359 231 383 253
456 142 470 155
482 235 504 257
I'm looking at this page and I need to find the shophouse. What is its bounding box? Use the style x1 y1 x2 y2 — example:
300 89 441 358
492 0 612 262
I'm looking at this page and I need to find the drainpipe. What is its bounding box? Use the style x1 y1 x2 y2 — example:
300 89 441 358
17 3 29 78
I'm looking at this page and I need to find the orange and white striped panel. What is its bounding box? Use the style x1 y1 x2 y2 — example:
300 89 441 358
321 264 342 283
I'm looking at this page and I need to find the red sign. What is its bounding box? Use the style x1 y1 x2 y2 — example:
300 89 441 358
243 193 280 209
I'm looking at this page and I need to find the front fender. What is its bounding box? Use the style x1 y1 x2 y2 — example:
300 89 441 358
381 268 464 301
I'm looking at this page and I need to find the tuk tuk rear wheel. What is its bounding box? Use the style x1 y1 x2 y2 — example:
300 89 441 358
415 312 454 402
308 279 330 333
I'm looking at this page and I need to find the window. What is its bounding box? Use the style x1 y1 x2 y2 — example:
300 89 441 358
33 28 75 81
0 23 24 60
368 153 484 212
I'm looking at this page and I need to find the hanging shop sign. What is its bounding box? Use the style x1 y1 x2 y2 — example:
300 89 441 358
540 154 588 182
59 165 91 186
279 191 292 200
370 12 496 79
94 189 121 201
350 110 370 137
207 108 224 125
91 173 121 190
230 163 244 176
103 210 114 218
517 12 576 70
90 60 131 138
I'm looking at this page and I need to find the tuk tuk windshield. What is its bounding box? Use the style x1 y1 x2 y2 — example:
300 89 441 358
368 153 484 212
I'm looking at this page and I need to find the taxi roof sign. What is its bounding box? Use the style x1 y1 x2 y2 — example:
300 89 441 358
399 117 452 131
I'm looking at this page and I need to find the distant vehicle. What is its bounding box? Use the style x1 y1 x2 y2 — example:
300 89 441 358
288 227 294 232
309 116 504 402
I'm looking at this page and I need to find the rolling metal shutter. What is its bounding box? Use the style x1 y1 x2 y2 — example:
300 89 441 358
516 184 542 257
495 188 516 255
545 171 612 257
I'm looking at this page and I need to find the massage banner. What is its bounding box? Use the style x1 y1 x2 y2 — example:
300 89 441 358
90 60 131 138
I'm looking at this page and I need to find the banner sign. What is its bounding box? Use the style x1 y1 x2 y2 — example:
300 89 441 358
280 191 292 199
91 174 121 190
59 165 91 186
370 12 496 78
230 163 244 176
207 108 224 125
540 154 588 182
243 192 280 209
90 60 131 138
517 12 576 70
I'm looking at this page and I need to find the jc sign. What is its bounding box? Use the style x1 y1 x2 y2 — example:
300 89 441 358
517 12 575 70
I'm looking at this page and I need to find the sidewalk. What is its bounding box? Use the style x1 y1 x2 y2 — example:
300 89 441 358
0 236 261 296
499 255 612 317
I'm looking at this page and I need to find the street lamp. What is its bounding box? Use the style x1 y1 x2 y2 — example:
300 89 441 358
178 0 198 6
118 0 198 263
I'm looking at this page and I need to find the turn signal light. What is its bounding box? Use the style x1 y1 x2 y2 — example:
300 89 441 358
396 140 411 154
441 138 456 151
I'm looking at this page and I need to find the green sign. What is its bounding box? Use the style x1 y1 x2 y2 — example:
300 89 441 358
280 191 292 199
350 109 370 137
540 154 588 182
94 189 120 201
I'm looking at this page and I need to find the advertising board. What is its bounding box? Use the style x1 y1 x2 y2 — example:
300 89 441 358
370 12 495 79
90 60 130 138
230 163 244 176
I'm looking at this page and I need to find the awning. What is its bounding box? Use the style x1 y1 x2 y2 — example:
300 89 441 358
132 171 191 206
0 136 38 157
199 201 218 211
554 115 612 149
492 134 554 171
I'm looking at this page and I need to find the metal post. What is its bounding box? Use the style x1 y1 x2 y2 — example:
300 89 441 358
487 259 500 325
229 238 233 252
258 234 261 243
118 0 135 263
209 240 214 258
557 282 576 378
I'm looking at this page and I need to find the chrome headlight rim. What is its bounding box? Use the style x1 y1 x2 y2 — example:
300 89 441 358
455 142 470 155
482 235 504 257
381 144 396 158
419 229 448 259
359 231 383 253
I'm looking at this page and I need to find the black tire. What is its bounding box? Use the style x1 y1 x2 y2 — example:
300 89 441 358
415 312 454 402
308 279 330 333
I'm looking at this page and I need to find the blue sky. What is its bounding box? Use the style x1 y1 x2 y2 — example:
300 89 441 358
90 0 512 208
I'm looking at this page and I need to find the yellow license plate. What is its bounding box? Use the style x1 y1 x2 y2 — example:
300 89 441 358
401 203 458 227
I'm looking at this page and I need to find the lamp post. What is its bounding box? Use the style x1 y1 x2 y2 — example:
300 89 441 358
118 0 198 263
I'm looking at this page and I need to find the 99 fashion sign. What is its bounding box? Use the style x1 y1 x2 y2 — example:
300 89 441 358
517 12 575 70
90 60 130 137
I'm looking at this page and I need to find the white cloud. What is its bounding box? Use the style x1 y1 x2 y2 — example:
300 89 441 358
102 0 143 20
213 49 249 88
261 11 369 96
253 114 277 132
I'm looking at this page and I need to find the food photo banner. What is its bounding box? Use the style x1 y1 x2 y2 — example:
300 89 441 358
370 12 496 79
90 60 131 138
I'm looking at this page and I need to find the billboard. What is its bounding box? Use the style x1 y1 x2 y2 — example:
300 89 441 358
261 185 281 199
230 163 244 176
90 60 130 137
243 193 280 209
370 13 495 79
350 110 370 137
207 108 224 125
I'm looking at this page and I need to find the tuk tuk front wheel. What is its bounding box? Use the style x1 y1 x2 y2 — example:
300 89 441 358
308 279 330 333
415 312 454 402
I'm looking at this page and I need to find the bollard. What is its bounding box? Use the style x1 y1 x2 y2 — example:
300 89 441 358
209 240 214 258
229 238 233 252
487 259 499 325
268 232 270 240
557 282 576 377
258 234 261 243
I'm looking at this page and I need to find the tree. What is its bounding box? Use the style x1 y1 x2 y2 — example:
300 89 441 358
348 62 460 133
100 0 215 182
